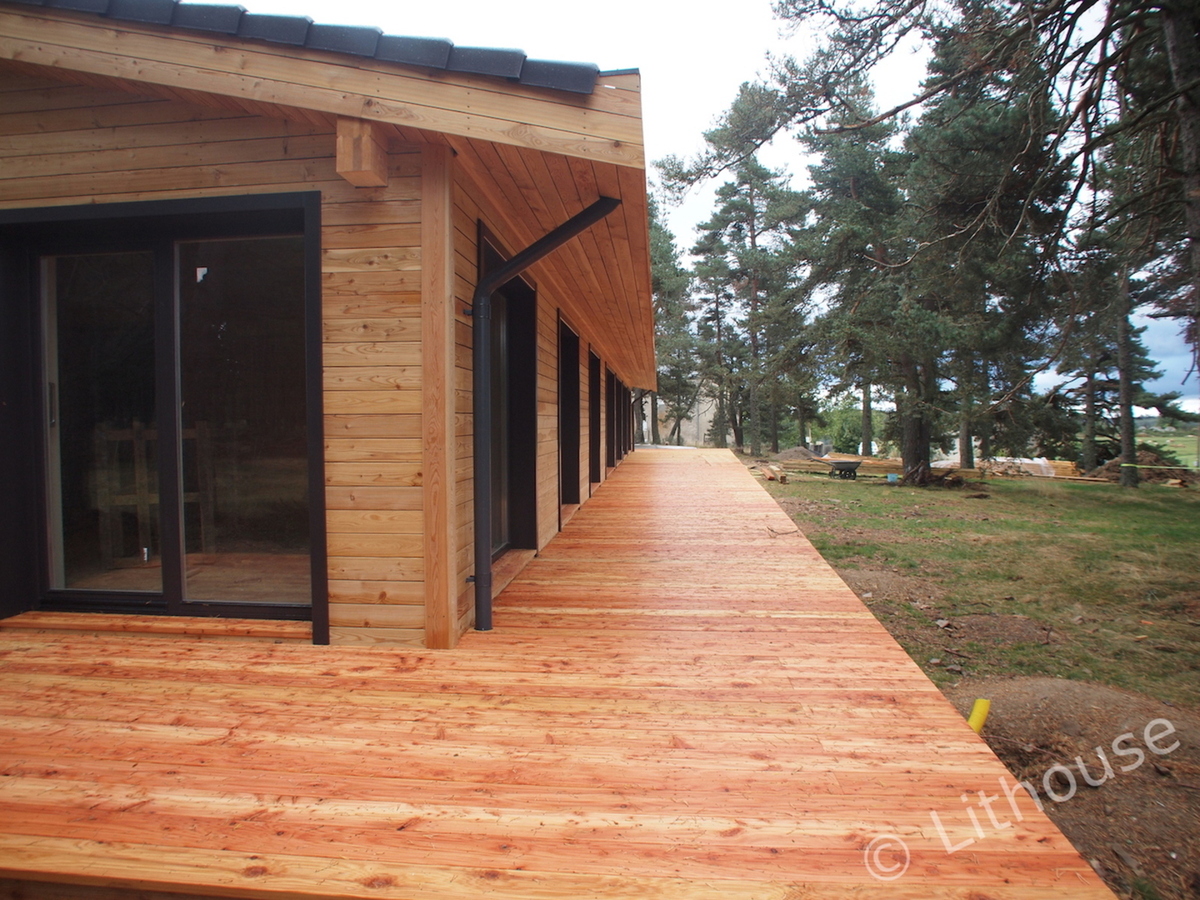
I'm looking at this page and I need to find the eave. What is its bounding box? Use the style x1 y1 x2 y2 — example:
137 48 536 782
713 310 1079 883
0 4 645 169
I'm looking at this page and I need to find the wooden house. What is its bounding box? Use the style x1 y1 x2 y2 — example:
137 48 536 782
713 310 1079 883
0 0 653 648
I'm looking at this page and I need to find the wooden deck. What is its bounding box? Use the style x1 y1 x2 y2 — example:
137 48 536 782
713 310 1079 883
0 449 1113 899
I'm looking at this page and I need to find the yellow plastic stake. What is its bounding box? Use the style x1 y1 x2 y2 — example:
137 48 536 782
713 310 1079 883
967 699 991 734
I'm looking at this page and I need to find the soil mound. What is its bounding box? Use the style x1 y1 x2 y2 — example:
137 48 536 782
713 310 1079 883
944 676 1200 899
1090 449 1198 484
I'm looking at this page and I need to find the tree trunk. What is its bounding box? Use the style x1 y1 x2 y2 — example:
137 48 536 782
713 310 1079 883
771 396 780 454
958 414 974 469
1116 270 1140 488
749 379 762 456
634 391 646 445
861 382 873 456
650 391 661 445
797 405 808 450
900 412 932 481
897 362 934 482
731 402 745 452
1081 369 1098 473
712 391 728 448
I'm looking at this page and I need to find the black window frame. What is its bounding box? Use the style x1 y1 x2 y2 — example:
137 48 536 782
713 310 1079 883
0 192 328 642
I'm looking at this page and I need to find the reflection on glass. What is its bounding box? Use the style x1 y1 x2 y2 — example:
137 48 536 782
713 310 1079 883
177 237 310 604
46 252 161 592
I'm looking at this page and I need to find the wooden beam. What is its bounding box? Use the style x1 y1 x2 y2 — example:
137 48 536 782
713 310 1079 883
421 144 459 649
336 117 389 188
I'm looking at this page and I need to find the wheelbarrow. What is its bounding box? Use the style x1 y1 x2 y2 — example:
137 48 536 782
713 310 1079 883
827 459 862 480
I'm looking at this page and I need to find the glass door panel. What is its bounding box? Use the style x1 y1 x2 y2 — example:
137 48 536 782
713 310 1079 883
177 237 310 605
44 251 161 592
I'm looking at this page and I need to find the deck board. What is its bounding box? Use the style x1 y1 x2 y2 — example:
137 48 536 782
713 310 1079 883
0 449 1112 898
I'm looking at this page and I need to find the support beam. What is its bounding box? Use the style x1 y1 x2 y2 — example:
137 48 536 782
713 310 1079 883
336 118 389 187
421 145 458 648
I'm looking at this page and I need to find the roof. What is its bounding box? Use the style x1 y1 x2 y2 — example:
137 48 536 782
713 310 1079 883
2 0 602 93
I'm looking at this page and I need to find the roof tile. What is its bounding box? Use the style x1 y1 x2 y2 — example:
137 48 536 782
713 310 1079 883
447 45 525 79
237 12 310 46
108 0 174 24
305 22 381 57
171 2 244 33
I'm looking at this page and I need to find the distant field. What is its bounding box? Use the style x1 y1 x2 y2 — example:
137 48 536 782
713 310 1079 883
1142 429 1199 468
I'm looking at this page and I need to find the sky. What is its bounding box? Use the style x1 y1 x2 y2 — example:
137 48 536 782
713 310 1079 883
218 0 1196 412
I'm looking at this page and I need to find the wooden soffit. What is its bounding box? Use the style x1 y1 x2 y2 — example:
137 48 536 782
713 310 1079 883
448 133 656 389
0 4 645 169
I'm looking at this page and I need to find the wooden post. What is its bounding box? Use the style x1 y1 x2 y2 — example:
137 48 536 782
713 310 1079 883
336 118 389 188
421 145 458 648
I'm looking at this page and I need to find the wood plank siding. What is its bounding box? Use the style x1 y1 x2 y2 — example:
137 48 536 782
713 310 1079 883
0 450 1113 899
0 5 653 647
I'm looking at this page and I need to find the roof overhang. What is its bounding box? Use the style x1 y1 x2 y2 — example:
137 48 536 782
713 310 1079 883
0 3 643 167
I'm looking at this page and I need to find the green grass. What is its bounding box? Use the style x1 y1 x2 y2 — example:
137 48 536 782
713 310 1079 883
764 472 1200 708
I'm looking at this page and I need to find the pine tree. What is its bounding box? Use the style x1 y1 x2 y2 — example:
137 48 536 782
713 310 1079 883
691 157 804 454
648 196 696 445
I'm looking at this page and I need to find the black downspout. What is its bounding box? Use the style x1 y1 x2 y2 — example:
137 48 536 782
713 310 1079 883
472 196 621 631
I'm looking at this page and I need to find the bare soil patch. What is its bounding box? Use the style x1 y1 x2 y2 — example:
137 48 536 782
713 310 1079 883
945 677 1200 899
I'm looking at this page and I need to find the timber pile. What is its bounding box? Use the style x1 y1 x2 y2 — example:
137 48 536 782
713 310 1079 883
1048 459 1082 477
750 463 789 483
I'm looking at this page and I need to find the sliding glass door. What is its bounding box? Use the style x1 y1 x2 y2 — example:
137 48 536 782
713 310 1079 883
40 231 313 612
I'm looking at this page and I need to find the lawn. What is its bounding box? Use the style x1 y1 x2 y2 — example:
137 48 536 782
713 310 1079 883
763 471 1200 708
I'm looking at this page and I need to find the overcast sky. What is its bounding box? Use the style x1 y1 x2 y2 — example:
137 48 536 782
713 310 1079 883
223 0 1195 410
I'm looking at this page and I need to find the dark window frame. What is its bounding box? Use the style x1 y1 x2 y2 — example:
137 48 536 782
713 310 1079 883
478 226 539 559
0 193 328 642
557 317 581 509
588 350 601 487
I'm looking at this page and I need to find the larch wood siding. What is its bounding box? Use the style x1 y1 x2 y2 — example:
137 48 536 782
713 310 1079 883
0 72 429 646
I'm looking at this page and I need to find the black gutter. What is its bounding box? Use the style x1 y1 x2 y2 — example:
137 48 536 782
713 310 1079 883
471 195 621 631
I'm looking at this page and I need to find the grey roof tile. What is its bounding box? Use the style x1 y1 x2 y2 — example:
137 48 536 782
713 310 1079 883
305 22 381 57
237 12 311 45
171 2 244 33
109 0 175 24
447 45 525 79
375 34 452 69
520 59 601 94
